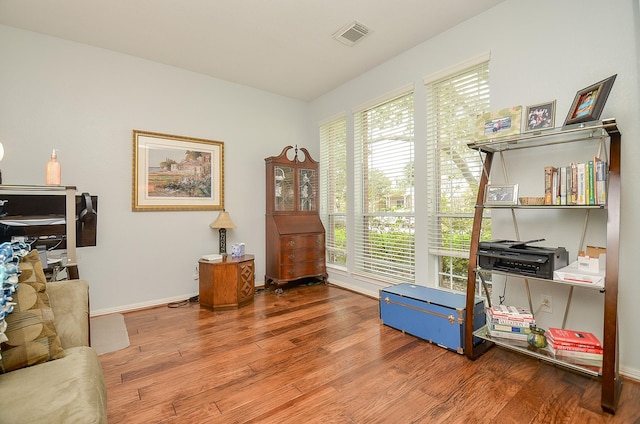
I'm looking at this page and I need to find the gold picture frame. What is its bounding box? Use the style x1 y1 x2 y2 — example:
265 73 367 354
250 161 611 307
132 130 224 211
475 106 522 141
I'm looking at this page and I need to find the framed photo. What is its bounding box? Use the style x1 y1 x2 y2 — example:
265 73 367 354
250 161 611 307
475 106 522 141
524 100 556 132
564 74 617 126
484 184 519 205
132 130 224 211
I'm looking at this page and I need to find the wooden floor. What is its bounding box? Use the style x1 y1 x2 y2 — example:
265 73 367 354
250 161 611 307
99 283 640 423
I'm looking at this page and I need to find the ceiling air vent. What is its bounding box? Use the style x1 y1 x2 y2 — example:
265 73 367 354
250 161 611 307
333 21 371 46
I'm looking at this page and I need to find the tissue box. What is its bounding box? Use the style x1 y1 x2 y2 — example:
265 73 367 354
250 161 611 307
231 243 246 257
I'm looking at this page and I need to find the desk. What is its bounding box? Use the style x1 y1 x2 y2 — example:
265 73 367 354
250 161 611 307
198 254 255 310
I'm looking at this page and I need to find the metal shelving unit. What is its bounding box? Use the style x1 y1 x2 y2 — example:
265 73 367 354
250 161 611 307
463 120 621 414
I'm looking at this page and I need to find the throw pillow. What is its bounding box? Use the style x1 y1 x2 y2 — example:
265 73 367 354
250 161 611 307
0 243 21 346
0 249 65 373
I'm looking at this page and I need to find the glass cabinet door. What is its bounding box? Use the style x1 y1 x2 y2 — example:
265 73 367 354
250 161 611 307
274 166 294 211
299 168 317 211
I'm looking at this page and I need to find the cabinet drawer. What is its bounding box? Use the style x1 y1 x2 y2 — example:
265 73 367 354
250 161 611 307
280 260 325 278
280 234 324 250
280 248 324 264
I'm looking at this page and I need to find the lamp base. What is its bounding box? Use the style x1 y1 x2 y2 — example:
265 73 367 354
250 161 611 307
218 228 227 256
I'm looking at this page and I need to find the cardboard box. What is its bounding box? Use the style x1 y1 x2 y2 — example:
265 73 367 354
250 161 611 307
577 246 606 273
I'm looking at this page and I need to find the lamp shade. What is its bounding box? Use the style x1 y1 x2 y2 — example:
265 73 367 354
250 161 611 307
210 210 236 229
0 142 4 162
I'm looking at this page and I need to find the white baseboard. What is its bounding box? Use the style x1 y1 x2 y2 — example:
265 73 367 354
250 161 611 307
328 280 378 299
620 365 640 382
90 292 198 317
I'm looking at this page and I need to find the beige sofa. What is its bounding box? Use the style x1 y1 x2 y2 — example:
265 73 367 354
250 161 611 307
0 279 107 424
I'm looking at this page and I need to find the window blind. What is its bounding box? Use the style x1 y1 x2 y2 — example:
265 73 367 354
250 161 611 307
353 91 415 282
319 116 347 266
425 61 491 291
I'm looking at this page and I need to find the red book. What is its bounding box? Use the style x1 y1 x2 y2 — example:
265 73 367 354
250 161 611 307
547 327 602 349
549 341 603 354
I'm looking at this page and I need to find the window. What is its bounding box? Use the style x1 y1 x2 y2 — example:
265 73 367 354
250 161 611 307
354 90 415 282
425 59 491 294
319 116 347 266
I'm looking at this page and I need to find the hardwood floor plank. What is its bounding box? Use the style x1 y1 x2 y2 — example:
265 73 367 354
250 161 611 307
244 385 351 424
97 284 640 423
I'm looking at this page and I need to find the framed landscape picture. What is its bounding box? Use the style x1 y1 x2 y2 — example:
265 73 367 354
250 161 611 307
475 106 522 141
132 130 224 211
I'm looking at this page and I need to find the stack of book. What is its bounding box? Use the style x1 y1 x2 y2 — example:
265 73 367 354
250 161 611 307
544 157 607 206
546 327 603 367
486 305 535 343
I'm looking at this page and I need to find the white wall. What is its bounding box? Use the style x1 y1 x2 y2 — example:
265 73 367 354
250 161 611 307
0 25 314 314
310 0 640 377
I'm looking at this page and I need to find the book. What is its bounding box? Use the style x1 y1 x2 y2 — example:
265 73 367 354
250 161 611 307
489 316 535 328
569 162 578 204
559 166 567 205
594 156 607 205
489 305 534 320
549 341 603 354
587 160 595 205
552 168 560 205
489 323 532 334
546 327 602 349
548 344 603 366
544 166 555 205
576 162 586 205
487 328 529 342
200 253 223 261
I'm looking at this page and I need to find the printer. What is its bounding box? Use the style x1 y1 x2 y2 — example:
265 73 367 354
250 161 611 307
477 239 568 279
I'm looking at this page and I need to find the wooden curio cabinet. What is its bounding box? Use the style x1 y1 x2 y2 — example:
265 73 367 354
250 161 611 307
265 146 327 291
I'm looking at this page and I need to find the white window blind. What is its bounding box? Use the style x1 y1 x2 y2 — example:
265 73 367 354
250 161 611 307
354 91 415 282
319 116 347 266
425 61 491 292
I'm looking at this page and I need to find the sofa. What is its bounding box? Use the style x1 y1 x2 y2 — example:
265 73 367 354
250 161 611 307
0 279 108 423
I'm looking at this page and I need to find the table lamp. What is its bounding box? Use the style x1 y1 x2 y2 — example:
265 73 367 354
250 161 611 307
210 210 236 255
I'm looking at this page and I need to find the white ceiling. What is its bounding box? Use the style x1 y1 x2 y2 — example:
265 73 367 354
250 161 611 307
0 0 505 101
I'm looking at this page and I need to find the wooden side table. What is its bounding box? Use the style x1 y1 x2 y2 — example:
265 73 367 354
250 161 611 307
198 254 255 310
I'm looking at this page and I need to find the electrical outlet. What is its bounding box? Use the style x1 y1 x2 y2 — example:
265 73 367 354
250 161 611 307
541 294 552 313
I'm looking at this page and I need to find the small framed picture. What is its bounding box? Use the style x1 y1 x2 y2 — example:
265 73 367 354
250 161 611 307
484 184 519 205
475 106 522 141
524 100 556 132
564 74 617 126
